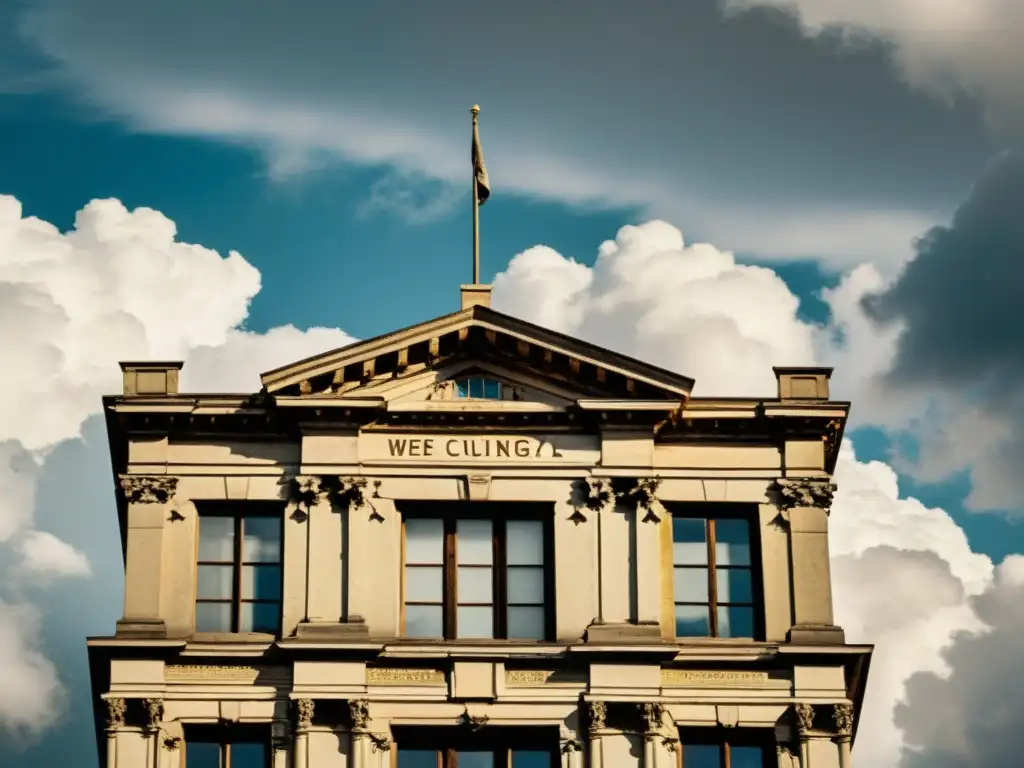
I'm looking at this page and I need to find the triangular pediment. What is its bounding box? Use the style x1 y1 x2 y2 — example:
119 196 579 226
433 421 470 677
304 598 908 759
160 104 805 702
260 306 693 401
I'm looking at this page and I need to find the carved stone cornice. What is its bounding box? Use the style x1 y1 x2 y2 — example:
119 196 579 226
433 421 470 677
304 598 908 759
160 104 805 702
293 699 314 731
143 698 164 730
794 703 815 737
774 478 837 512
105 698 127 730
833 703 854 739
639 702 665 733
348 699 370 731
120 476 178 504
587 701 607 733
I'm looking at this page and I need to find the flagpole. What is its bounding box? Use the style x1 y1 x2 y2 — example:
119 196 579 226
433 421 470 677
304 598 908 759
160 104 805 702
471 104 481 285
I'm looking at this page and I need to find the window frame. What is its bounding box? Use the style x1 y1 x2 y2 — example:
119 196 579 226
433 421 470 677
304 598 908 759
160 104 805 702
194 502 284 636
182 723 272 768
400 502 555 641
453 376 504 400
675 728 774 768
393 726 559 767
668 504 764 640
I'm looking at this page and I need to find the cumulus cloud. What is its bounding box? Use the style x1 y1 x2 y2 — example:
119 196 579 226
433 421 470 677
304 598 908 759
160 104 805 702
493 219 1018 764
723 0 1024 131
0 194 352 743
11 0 982 269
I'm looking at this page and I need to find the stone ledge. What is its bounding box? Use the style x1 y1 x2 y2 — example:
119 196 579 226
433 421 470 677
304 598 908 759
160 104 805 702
584 621 663 643
295 619 370 640
116 618 168 639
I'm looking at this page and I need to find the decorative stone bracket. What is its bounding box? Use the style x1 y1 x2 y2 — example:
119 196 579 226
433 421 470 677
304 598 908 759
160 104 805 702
120 476 178 504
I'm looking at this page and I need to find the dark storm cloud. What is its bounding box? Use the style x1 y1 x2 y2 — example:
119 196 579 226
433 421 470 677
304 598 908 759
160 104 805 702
12 0 996 264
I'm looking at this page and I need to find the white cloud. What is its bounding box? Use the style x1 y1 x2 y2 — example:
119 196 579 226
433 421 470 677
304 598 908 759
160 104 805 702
492 220 1017 764
723 0 1024 130
0 193 352 740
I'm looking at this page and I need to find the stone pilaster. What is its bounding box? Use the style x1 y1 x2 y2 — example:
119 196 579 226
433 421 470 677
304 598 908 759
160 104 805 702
292 699 314 768
143 698 163 768
640 702 666 768
833 703 854 768
586 701 607 768
774 478 845 644
560 724 584 768
117 476 177 638
794 703 814 768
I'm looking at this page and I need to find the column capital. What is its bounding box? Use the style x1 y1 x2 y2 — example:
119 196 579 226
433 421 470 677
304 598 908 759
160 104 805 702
105 697 127 731
143 698 164 731
120 475 178 504
293 699 314 732
794 703 815 739
832 702 854 741
639 702 666 733
349 699 371 732
586 700 608 733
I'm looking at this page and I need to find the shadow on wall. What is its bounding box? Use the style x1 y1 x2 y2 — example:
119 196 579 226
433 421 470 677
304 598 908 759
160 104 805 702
0 415 124 766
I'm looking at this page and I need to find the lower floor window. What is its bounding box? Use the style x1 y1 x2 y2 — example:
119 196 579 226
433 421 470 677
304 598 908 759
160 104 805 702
678 733 771 768
398 750 553 767
184 726 270 768
395 729 556 768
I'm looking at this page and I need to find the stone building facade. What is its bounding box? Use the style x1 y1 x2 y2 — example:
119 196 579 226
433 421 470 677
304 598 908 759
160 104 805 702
88 285 870 768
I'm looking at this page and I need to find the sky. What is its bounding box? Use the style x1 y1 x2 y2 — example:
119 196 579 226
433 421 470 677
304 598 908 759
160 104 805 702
1 0 1023 765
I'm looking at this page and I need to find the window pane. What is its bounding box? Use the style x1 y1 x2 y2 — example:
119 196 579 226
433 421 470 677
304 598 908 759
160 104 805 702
672 519 708 565
673 567 709 604
457 605 494 638
230 742 267 767
507 606 546 640
185 741 221 768
406 519 444 564
507 567 544 604
730 746 766 768
716 568 752 604
456 380 470 398
239 601 280 633
197 565 234 599
398 751 439 768
405 605 443 638
195 602 232 632
457 751 495 768
506 521 544 565
675 604 711 637
714 519 750 566
681 744 720 768
458 566 493 602
469 378 484 398
406 565 443 602
198 517 234 561
457 520 493 564
483 379 501 399
242 518 281 562
512 752 554 768
241 565 281 600
717 605 754 638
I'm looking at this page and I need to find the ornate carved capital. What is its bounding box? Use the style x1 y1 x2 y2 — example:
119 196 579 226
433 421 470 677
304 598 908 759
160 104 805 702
587 701 607 733
774 478 837 512
833 703 854 738
639 702 665 733
368 733 391 753
794 703 815 737
293 699 314 731
461 707 489 731
348 699 370 731
143 698 164 730
120 476 178 504
662 737 680 753
105 698 127 730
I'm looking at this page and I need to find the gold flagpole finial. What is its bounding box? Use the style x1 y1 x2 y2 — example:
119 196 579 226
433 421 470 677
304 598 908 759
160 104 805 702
471 104 481 116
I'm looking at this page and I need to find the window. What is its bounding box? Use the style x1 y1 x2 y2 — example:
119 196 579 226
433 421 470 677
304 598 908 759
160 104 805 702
672 515 758 639
196 509 282 634
676 732 771 768
454 377 503 399
395 729 556 767
184 727 270 768
402 506 551 640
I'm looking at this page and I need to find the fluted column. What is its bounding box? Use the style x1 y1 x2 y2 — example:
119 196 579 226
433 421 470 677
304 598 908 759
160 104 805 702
586 701 606 768
833 704 853 768
292 699 313 768
105 698 126 768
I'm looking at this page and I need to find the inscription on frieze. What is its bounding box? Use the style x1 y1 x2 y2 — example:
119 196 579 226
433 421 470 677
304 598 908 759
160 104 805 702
660 669 772 686
166 665 260 682
366 667 446 685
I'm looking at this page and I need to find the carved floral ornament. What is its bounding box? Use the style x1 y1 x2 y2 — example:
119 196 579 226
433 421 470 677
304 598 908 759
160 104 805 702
570 476 663 524
794 703 815 736
120 475 178 504
106 698 127 729
144 698 164 729
774 478 837 512
833 703 854 738
349 699 371 731
640 702 665 733
288 475 382 520
587 701 607 732
293 699 314 731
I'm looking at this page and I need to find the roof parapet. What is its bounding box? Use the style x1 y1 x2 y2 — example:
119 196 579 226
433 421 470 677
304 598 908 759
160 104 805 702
119 361 184 396
773 366 833 401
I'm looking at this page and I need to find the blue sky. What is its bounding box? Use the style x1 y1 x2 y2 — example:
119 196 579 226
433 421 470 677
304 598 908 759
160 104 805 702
2 1 1024 765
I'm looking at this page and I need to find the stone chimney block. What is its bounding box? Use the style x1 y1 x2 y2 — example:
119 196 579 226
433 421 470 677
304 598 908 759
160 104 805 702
120 362 184 396
773 366 832 401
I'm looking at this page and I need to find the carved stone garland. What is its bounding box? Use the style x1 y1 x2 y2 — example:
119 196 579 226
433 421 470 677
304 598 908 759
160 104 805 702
120 476 178 504
774 478 837 512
